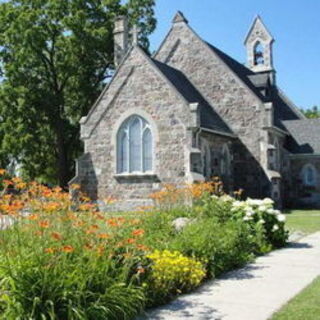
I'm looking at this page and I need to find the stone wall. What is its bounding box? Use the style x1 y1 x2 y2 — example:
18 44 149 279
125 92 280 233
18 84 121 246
77 47 197 210
287 157 320 208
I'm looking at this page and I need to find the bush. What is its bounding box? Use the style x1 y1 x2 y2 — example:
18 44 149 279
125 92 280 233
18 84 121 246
231 198 288 248
144 250 205 306
168 217 259 278
0 172 289 319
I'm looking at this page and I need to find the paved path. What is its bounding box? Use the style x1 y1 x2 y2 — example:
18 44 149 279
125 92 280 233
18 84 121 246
141 232 320 320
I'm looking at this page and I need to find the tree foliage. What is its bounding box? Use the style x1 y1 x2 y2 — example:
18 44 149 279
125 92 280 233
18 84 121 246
301 106 320 119
0 0 156 186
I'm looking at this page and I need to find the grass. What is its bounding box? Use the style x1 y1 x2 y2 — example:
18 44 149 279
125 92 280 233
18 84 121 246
284 209 320 234
271 277 320 320
270 210 320 320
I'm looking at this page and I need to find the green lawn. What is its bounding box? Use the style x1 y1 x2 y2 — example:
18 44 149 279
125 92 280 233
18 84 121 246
285 209 320 234
270 210 320 320
271 277 320 320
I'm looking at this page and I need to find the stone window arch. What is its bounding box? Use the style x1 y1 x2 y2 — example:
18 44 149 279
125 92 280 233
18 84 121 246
254 41 264 65
117 115 153 173
301 164 317 187
221 144 231 176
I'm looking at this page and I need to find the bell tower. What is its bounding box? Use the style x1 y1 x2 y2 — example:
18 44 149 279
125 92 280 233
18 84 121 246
244 16 275 77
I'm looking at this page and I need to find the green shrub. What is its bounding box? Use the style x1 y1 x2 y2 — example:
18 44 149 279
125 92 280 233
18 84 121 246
0 176 289 319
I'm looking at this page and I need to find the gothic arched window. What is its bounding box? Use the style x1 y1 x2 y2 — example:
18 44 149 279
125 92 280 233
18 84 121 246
302 164 317 187
201 140 211 178
117 115 153 173
254 41 264 65
221 144 231 176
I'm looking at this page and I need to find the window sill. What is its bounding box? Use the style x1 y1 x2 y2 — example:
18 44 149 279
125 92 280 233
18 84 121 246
114 172 160 182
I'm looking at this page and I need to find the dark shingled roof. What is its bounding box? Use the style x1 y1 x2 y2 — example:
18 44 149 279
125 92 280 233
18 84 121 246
206 42 267 101
273 91 302 130
282 119 320 154
152 58 233 135
205 42 304 132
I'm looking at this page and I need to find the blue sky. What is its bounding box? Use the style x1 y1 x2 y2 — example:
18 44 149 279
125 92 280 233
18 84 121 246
149 0 320 109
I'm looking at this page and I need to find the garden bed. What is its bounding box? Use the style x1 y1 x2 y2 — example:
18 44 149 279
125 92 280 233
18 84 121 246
0 175 288 319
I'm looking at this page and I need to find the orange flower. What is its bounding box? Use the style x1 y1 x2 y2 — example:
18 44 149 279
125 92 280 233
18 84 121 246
127 238 136 244
27 214 39 221
42 189 52 197
106 218 119 227
97 233 110 239
136 244 150 252
51 232 62 241
2 179 13 186
132 229 145 237
61 245 74 253
0 169 6 175
39 220 50 229
43 202 60 212
44 248 55 254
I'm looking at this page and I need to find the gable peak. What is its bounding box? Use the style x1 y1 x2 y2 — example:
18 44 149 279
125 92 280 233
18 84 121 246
172 11 189 24
244 15 274 45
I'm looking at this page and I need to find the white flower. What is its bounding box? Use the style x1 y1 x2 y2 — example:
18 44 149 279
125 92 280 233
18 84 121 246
272 224 279 232
220 195 234 202
258 205 267 212
232 200 244 208
267 208 276 215
273 210 281 215
247 198 263 206
277 214 286 222
263 198 274 205
258 219 265 224
243 216 252 221
245 209 255 217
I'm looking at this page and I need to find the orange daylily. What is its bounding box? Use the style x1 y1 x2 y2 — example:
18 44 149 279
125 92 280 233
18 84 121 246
97 233 110 239
61 245 74 253
132 229 145 237
39 220 50 229
27 214 39 221
51 232 62 241
44 248 55 254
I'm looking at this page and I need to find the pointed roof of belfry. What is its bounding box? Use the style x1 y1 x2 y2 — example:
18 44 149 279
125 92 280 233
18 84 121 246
172 11 189 24
244 15 274 44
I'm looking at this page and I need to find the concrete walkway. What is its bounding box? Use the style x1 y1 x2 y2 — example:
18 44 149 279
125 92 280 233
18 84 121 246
141 232 320 320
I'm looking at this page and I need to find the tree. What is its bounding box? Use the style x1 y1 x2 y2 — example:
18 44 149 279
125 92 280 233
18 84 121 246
0 0 156 187
301 106 320 119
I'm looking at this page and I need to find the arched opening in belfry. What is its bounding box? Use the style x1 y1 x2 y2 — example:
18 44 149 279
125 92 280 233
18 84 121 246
254 41 264 65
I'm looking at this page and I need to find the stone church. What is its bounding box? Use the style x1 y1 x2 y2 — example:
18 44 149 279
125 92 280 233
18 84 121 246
71 11 320 210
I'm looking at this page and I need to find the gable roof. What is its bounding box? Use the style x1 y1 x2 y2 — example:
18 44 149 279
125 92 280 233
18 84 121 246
206 43 267 101
152 59 233 134
81 44 233 139
282 119 320 154
244 15 274 45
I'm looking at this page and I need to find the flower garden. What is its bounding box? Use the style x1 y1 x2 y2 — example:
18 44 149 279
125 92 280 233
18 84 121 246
0 172 288 319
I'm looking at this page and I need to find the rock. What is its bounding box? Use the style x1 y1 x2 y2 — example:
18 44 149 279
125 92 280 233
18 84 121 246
172 217 194 232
